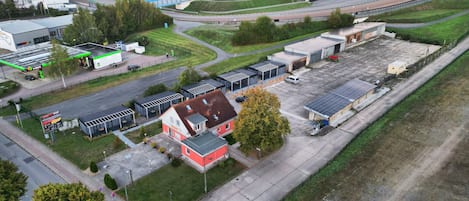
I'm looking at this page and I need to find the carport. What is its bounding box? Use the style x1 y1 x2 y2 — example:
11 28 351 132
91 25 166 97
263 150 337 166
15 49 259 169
268 51 307 72
304 92 353 126
330 79 376 109
284 37 345 65
79 106 135 138
134 91 184 119
248 61 286 80
181 79 225 99
216 69 258 91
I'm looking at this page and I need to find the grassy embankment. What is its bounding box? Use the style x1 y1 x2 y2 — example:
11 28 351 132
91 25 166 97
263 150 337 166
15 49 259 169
184 0 303 12
0 81 20 98
17 118 125 169
118 158 244 201
368 0 469 23
0 27 216 116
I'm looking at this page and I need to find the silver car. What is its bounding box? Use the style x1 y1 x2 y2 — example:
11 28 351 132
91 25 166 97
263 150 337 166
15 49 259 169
285 75 300 84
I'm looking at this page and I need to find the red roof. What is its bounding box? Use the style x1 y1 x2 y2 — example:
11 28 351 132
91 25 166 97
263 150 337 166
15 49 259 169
173 90 237 136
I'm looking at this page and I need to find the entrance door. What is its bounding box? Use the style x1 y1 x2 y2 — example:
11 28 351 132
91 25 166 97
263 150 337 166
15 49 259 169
334 44 341 54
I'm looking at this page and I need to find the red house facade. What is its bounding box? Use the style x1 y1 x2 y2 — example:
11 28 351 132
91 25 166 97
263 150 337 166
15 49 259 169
160 90 237 171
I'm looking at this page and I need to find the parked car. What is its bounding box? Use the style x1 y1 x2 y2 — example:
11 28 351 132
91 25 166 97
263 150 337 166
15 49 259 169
127 64 141 71
235 96 247 103
24 75 36 81
285 75 300 84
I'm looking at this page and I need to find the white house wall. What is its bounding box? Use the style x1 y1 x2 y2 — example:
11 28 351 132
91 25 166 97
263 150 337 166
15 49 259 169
161 108 190 138
93 52 122 69
0 31 16 51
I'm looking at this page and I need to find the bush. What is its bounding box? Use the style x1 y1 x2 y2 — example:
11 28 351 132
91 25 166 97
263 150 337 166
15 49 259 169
150 142 158 148
159 147 166 153
171 158 181 167
143 84 167 97
218 160 226 168
90 161 98 173
104 174 118 190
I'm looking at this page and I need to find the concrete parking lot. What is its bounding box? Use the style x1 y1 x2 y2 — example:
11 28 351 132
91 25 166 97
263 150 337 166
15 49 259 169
266 37 440 136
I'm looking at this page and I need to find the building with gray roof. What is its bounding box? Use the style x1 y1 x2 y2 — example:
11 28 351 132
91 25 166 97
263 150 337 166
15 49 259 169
31 14 73 40
134 91 184 119
216 68 258 91
248 61 286 80
78 105 135 138
0 20 49 51
181 79 225 99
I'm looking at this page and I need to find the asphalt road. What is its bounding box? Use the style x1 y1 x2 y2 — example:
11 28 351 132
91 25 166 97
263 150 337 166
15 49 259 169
0 132 65 200
34 67 185 119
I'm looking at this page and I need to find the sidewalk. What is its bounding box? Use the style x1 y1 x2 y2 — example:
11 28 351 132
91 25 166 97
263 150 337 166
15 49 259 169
201 37 469 201
0 118 124 201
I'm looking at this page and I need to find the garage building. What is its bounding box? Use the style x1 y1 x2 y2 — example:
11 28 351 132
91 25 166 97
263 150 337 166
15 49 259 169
31 14 73 40
268 51 307 72
216 68 258 91
79 106 135 138
321 22 386 47
330 78 376 109
284 37 345 65
181 79 225 99
134 91 184 119
248 61 286 80
75 43 122 70
0 20 50 51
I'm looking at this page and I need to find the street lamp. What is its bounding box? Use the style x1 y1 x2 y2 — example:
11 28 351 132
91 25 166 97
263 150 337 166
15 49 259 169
169 190 173 201
203 157 207 193
103 151 107 162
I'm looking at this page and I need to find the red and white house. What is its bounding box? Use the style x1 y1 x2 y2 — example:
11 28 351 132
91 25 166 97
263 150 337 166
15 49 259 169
160 90 237 172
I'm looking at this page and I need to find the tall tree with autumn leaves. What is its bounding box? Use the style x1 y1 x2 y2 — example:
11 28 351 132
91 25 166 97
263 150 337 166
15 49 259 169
233 88 290 154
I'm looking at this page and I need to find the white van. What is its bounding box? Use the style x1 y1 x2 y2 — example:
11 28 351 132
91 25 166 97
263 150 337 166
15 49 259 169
285 75 300 84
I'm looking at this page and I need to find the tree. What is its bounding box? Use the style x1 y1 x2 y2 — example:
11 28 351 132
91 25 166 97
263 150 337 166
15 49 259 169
328 8 354 29
177 67 201 88
63 7 103 45
89 161 98 173
0 160 27 200
233 88 290 154
33 183 104 201
47 40 75 88
144 83 167 96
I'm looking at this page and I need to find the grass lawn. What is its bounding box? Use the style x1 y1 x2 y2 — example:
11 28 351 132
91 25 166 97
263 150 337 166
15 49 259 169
203 48 281 74
373 9 461 23
185 27 327 54
118 158 245 201
17 118 126 169
387 13 469 45
185 0 299 12
0 80 20 98
223 2 310 15
125 121 162 144
0 27 216 117
282 51 469 200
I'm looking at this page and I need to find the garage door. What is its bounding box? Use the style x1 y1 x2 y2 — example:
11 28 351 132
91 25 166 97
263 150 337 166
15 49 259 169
309 51 322 64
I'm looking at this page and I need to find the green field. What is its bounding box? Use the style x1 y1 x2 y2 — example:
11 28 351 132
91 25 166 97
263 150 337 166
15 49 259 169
282 50 469 200
387 13 469 45
203 48 281 74
118 158 244 201
0 27 216 116
0 80 20 98
186 27 326 54
17 118 125 169
372 9 461 23
220 2 310 15
185 0 302 12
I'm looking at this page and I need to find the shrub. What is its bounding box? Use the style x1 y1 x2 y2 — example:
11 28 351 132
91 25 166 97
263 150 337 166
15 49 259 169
159 147 166 153
218 160 226 168
143 137 149 144
171 158 182 167
89 161 98 173
104 174 118 190
150 142 157 148
143 84 167 97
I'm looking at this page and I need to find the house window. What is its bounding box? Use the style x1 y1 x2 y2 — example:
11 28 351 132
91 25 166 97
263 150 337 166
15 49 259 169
225 123 230 130
195 124 201 130
186 148 190 155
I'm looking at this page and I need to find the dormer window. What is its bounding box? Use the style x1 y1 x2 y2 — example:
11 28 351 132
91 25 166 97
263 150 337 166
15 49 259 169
202 99 208 105
213 114 219 121
186 105 192 111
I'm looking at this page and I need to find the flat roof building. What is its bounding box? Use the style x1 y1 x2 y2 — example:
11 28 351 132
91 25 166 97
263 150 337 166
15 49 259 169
181 79 225 99
284 37 345 64
75 43 123 70
78 106 135 138
268 51 307 72
134 91 184 119
216 68 258 91
248 60 286 81
0 20 49 51
31 14 73 40
321 22 386 47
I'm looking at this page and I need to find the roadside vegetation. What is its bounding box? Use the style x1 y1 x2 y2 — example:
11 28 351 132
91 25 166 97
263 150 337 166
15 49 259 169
283 51 469 200
387 13 469 45
0 27 215 116
17 118 126 169
184 0 304 12
203 49 280 74
220 2 310 15
0 81 20 98
118 158 244 201
367 0 469 23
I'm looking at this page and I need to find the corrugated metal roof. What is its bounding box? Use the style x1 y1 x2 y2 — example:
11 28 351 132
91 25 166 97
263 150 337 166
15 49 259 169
285 37 342 54
304 93 352 118
182 131 227 156
331 79 375 101
0 20 47 34
182 79 224 96
31 14 73 28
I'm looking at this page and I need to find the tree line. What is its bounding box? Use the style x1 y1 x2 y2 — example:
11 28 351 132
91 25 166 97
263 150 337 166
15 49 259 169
64 0 173 46
0 0 68 19
232 9 354 46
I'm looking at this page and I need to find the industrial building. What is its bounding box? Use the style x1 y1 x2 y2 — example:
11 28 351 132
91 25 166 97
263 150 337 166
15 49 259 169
248 61 286 81
31 15 73 40
304 79 376 126
75 43 123 70
181 79 225 99
284 37 345 65
268 51 307 72
216 68 258 91
0 42 90 72
321 22 386 47
134 91 184 119
78 106 135 138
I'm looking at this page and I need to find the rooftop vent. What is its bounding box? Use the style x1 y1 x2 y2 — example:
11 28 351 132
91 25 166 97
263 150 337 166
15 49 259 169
185 105 192 111
202 99 208 105
213 114 219 121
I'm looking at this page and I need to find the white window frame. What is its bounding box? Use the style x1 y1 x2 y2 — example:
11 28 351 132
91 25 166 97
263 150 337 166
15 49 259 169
225 123 230 130
186 147 190 155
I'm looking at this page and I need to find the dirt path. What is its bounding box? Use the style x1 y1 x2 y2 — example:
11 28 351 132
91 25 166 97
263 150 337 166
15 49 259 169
388 123 467 201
